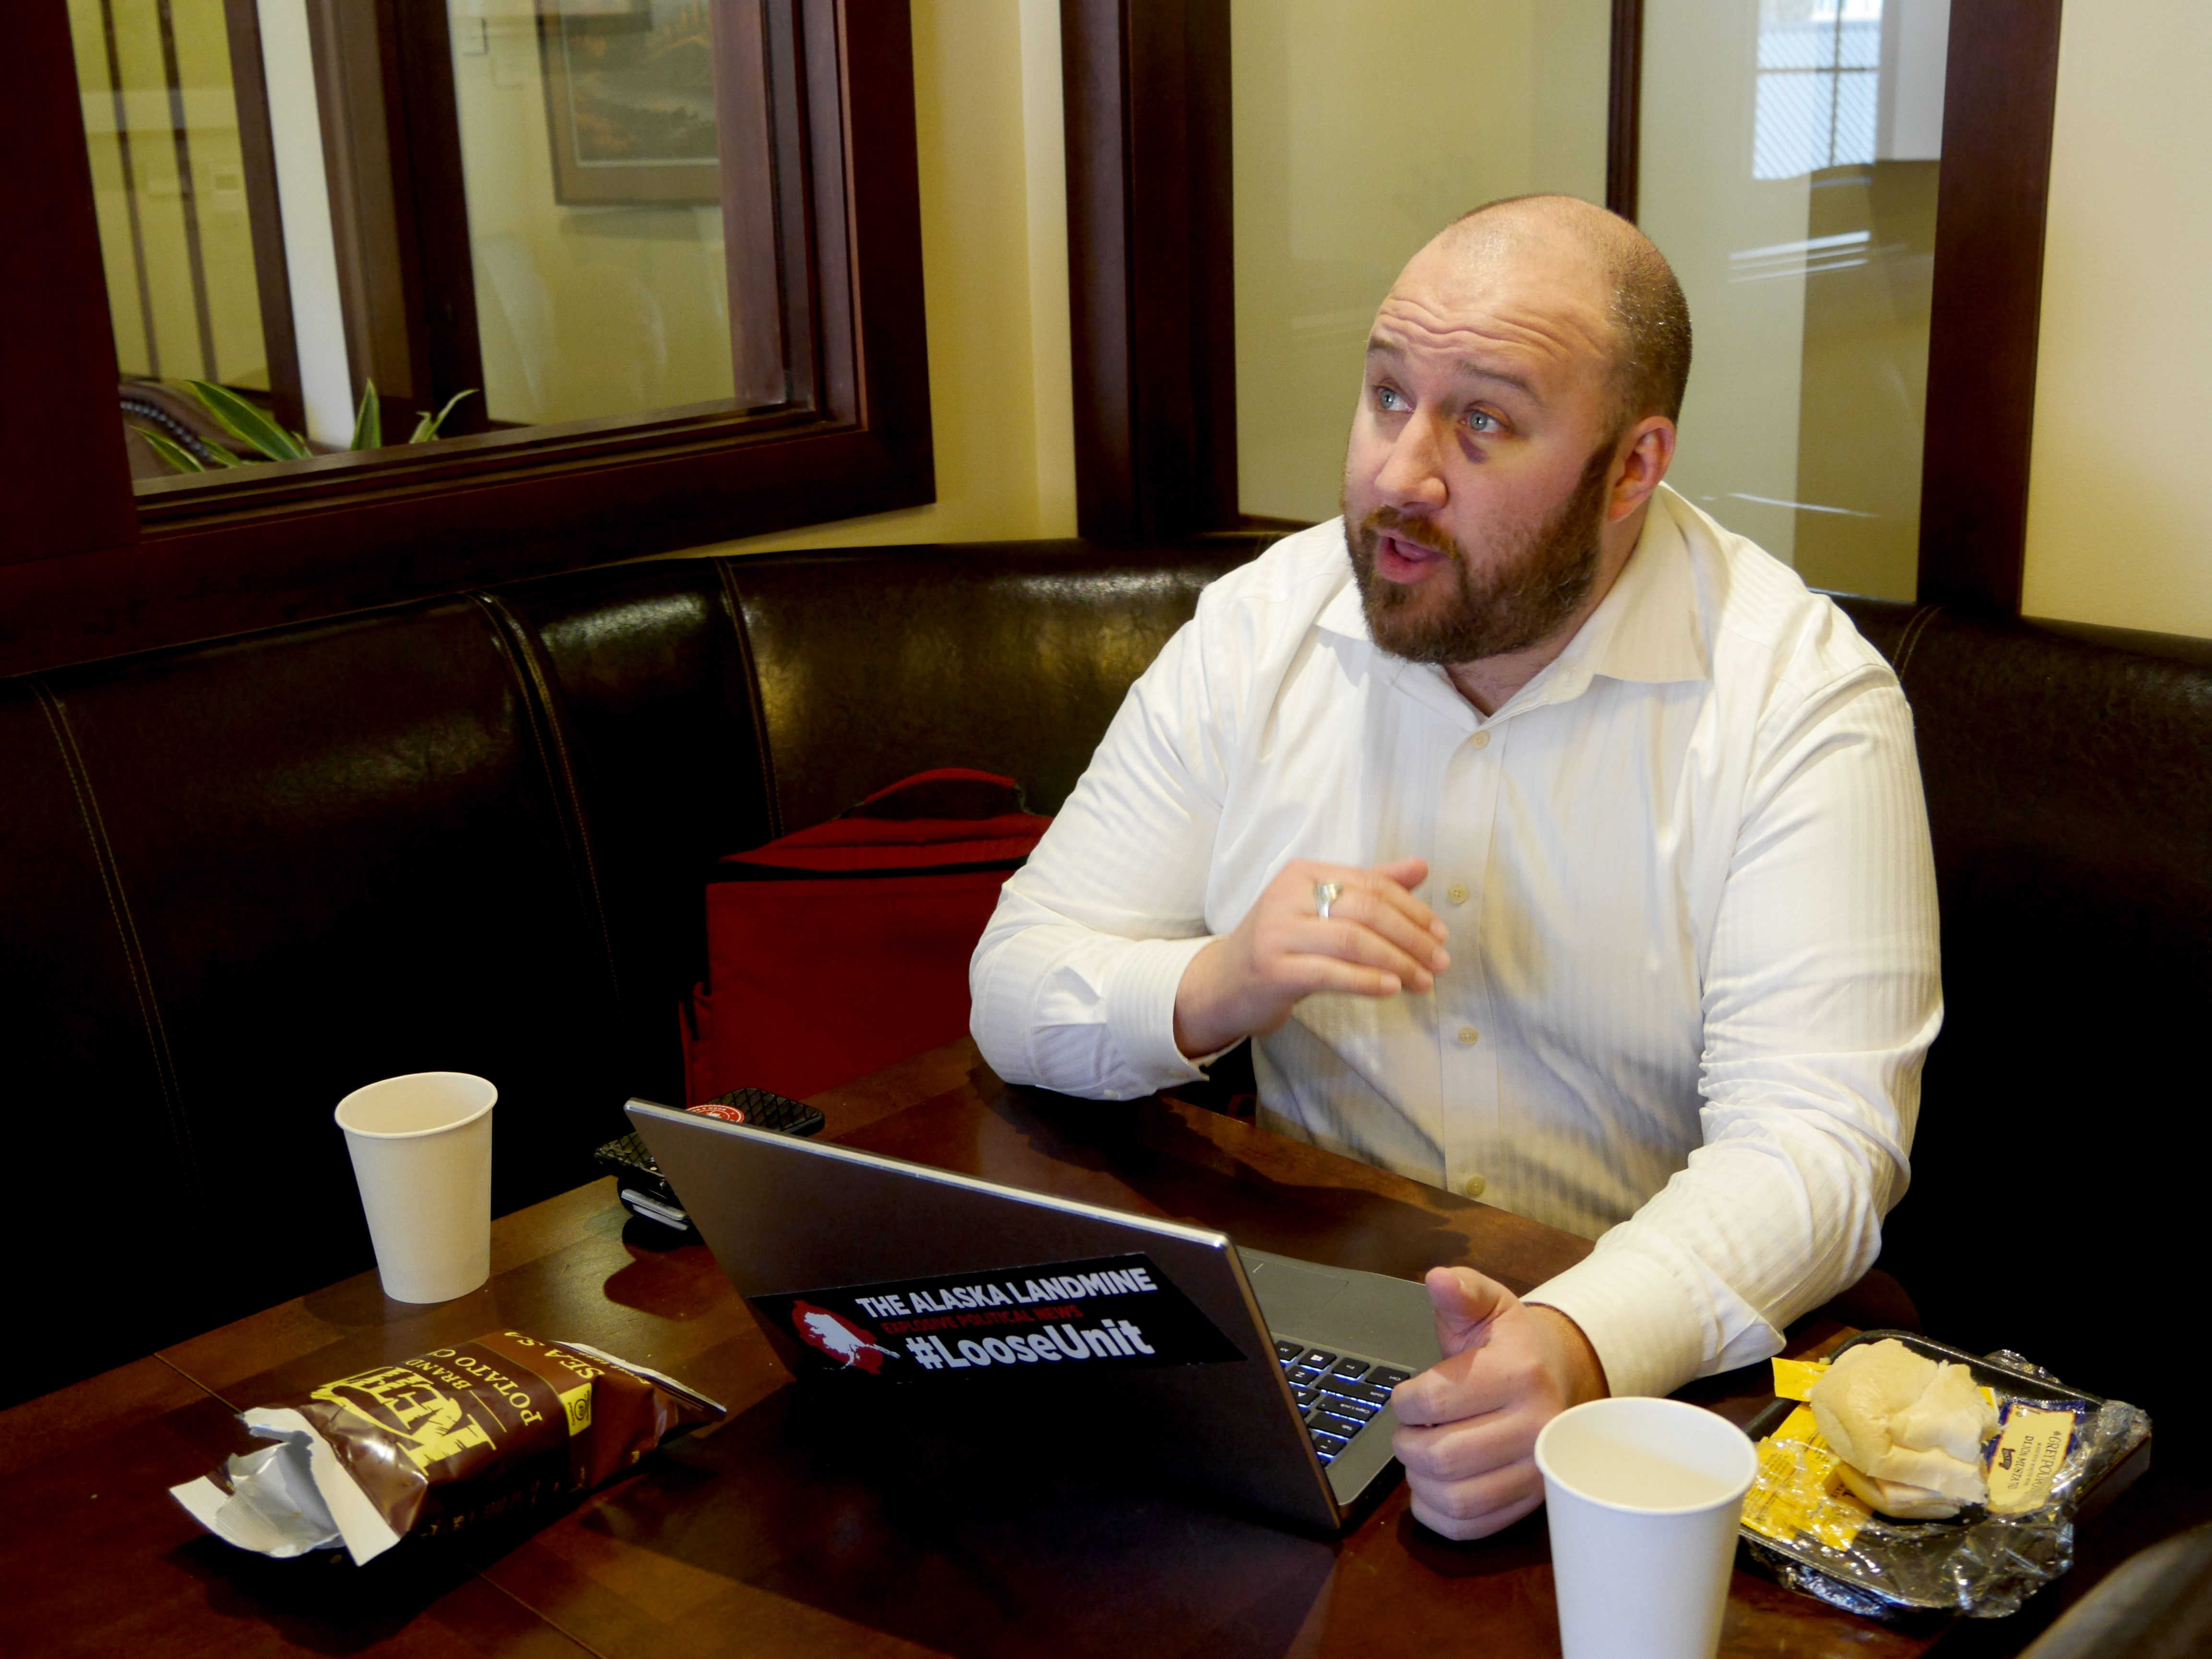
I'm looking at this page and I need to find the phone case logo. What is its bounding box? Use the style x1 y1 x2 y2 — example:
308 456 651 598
790 1300 897 1373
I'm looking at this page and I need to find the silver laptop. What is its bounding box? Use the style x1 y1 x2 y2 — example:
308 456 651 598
627 1098 1442 1532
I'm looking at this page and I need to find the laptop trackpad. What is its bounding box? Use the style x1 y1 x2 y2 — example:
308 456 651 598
1239 1249 1441 1369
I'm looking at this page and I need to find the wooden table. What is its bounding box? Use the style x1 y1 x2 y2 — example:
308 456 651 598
0 1042 2164 1657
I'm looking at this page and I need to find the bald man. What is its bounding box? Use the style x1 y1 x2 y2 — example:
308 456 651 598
970 196 1940 1539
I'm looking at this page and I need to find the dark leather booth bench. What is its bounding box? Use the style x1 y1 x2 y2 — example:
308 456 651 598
5 536 2207 1420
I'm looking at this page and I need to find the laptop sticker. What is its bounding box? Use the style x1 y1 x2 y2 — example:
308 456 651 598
751 1253 1244 1380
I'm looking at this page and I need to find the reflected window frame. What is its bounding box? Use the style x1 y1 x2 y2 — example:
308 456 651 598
3 0 930 678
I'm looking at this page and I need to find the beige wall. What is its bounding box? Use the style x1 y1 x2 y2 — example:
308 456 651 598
703 0 1077 555
2021 0 2212 638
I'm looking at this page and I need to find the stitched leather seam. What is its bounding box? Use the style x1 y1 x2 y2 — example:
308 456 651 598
30 679 198 1175
1892 603 1944 682
714 557 785 840
469 593 625 1006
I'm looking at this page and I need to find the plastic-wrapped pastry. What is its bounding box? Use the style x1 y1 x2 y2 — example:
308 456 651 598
1808 1338 1997 1519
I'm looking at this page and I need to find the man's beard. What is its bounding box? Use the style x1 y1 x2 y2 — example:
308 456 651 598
1345 438 1617 665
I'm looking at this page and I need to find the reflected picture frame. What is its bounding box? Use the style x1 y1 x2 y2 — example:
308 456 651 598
537 0 721 206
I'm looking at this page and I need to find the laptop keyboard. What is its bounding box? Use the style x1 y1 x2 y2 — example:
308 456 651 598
1272 1338 1412 1465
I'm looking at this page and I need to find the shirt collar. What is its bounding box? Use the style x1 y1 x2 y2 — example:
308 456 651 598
1551 486 1708 691
1315 551 1371 644
1314 489 1708 717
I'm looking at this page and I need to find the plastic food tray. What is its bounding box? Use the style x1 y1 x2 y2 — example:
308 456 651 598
1737 1329 2152 1620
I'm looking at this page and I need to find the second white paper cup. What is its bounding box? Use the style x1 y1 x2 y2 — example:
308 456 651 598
1536 1396 1758 1659
335 1071 496 1304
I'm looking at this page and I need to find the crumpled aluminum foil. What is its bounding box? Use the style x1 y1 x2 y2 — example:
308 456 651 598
1741 1338 2152 1620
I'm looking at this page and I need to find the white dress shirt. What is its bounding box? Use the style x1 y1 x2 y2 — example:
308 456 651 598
969 486 1940 1398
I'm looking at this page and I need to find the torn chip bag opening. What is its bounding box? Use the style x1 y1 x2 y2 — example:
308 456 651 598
170 1331 725 1565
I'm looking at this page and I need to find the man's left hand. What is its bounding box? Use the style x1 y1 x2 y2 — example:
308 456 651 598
1388 1266 1609 1540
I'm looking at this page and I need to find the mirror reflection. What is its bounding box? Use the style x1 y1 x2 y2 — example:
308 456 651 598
68 0 780 488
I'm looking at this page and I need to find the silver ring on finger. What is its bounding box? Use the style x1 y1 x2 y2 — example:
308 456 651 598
1312 879 1344 919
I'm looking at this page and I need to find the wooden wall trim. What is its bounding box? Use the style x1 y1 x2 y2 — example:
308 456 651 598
1059 0 1237 541
3 0 138 562
1606 0 1643 221
1916 0 2066 614
0 425 922 680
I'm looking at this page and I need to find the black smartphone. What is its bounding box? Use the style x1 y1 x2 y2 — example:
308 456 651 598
685 1086 827 1139
594 1087 826 1233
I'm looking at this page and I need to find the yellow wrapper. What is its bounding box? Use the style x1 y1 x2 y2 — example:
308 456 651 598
1771 1356 1829 1401
1742 1386 1873 1550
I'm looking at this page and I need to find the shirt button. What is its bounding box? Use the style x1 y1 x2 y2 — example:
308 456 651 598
1470 730 1491 750
1463 1175 1488 1199
1446 882 1469 905
1456 1026 1479 1046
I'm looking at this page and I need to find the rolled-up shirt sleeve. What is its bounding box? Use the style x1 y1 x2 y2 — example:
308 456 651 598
971 602 1235 1098
1525 667 1941 1398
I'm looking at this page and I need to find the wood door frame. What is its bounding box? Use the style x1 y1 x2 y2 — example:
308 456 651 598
1059 0 1238 541
1914 0 2065 615
0 0 932 681
1606 0 1643 223
1066 0 2065 614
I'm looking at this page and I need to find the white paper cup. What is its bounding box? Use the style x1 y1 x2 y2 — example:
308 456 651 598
334 1072 496 1304
1535 1396 1758 1659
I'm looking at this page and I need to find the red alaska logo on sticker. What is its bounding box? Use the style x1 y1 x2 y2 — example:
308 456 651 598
789 1300 896 1373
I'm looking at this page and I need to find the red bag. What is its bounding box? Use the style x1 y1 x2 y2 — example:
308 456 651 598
684 769 1049 1105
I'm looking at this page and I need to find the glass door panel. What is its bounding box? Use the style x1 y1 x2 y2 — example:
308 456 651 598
1641 0 1947 599
1231 0 1612 524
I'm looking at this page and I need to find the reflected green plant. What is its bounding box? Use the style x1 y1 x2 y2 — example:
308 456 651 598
133 380 476 474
